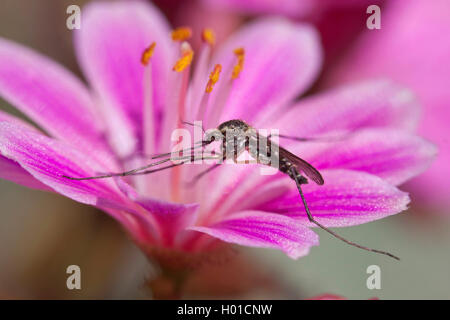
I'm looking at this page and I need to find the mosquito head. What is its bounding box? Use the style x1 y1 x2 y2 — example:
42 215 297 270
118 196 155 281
203 128 223 144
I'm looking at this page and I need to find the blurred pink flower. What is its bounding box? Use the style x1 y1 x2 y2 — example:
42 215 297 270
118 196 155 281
202 0 372 18
308 294 378 300
326 0 450 212
0 1 435 260
201 0 383 70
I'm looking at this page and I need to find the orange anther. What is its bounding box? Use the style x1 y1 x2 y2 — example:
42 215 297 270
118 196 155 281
232 47 245 79
202 28 216 46
171 27 192 41
205 64 222 93
141 42 156 66
173 43 194 72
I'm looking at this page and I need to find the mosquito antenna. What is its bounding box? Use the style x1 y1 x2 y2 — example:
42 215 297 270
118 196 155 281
268 133 348 143
290 167 400 261
151 141 210 160
181 120 206 133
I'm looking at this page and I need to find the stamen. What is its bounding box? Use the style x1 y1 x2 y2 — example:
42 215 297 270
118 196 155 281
231 47 245 79
173 42 194 72
170 43 194 202
205 64 222 93
141 42 156 66
140 43 157 195
171 27 192 42
202 28 216 46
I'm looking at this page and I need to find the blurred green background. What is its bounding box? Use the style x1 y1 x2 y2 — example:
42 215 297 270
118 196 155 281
0 0 449 299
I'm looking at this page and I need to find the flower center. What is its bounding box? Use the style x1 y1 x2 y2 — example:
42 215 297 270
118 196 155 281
138 27 246 202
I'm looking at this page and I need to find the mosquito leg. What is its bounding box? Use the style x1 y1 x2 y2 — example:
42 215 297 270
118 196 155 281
127 162 185 176
62 153 209 181
62 157 174 180
289 167 400 261
129 155 221 177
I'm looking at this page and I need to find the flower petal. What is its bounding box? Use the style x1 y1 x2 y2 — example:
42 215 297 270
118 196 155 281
75 1 176 156
309 129 437 186
0 37 115 168
209 17 322 125
0 156 52 191
137 199 199 247
0 112 51 190
189 210 319 259
256 170 410 227
267 79 420 135
0 121 128 208
113 177 199 247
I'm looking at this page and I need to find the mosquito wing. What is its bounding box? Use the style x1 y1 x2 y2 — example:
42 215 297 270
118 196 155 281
279 147 324 185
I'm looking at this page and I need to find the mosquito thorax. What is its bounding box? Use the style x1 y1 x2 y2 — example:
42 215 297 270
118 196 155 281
217 119 249 134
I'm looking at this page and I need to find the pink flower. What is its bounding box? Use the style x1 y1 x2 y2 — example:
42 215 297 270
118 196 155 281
202 0 374 18
308 294 378 300
0 1 435 260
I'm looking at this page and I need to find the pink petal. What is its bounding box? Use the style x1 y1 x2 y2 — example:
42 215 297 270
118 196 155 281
0 122 128 208
256 170 410 227
309 129 437 186
267 79 420 135
137 199 199 247
210 17 322 125
0 37 115 169
0 109 39 132
114 177 198 247
75 1 176 156
327 0 450 209
0 112 51 190
0 156 51 191
189 210 319 259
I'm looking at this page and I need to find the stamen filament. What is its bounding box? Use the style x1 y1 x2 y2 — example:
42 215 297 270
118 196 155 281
171 42 194 202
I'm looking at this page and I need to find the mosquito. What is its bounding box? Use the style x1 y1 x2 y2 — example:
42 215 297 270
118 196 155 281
64 119 400 260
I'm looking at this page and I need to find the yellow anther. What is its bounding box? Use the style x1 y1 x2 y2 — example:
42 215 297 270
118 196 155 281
232 47 245 79
171 27 192 42
173 44 194 72
202 28 216 46
141 42 156 66
233 47 245 56
205 64 222 93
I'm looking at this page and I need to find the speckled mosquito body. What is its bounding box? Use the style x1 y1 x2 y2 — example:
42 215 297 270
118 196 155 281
64 118 400 260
